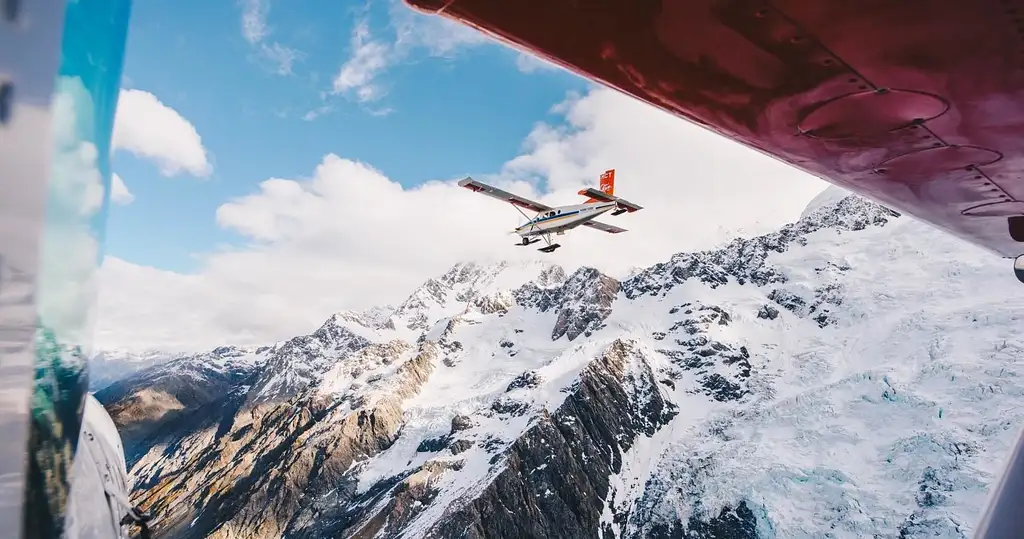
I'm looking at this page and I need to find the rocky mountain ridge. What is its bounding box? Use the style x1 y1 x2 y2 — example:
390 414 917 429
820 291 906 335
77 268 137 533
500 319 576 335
98 188 1024 539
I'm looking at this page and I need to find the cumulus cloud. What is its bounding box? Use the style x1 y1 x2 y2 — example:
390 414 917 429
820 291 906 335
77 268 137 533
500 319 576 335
95 88 826 353
112 89 212 177
110 173 134 205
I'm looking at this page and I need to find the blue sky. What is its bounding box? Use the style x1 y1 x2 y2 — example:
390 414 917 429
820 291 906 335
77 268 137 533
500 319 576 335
96 0 827 352
108 0 591 273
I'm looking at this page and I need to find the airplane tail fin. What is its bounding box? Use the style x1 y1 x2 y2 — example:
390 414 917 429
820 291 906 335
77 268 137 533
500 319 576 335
581 169 615 203
599 169 614 196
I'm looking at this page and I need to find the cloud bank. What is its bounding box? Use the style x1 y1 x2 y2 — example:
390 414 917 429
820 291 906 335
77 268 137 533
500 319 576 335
95 87 826 353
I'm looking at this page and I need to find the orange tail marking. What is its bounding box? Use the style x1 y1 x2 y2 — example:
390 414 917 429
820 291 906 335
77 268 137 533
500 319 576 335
600 169 615 195
580 169 617 203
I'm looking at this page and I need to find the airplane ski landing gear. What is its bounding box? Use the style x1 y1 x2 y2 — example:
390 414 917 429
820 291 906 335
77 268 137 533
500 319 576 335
517 237 540 246
1014 255 1024 284
537 233 561 253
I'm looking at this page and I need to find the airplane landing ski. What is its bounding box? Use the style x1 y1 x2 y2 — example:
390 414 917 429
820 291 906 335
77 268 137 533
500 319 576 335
538 243 561 253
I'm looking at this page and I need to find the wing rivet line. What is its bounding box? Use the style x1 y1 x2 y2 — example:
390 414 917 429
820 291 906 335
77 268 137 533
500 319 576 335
769 2 1022 227
797 88 948 141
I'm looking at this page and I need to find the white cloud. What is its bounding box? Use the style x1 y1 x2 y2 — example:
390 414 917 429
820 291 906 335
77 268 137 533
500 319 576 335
255 42 304 76
240 0 269 44
514 52 566 74
332 20 392 102
515 53 550 74
110 173 134 205
95 88 826 353
330 4 491 104
302 104 336 122
388 1 490 57
240 0 303 75
112 89 212 177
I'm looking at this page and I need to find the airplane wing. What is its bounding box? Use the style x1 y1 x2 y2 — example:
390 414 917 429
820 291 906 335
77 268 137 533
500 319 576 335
583 220 627 234
458 177 552 213
417 5 1024 536
410 1 1024 259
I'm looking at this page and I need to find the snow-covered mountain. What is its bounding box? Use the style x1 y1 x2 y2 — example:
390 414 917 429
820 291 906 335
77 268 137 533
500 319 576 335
88 349 180 391
97 188 1024 539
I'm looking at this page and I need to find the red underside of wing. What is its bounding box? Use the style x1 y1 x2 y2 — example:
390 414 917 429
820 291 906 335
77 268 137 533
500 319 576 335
409 0 1024 258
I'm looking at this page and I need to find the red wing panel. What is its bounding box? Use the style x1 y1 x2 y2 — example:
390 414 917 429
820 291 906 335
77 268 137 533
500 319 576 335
409 0 1024 258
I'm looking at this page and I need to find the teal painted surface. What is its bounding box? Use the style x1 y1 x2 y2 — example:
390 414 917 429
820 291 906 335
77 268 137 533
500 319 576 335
24 0 133 536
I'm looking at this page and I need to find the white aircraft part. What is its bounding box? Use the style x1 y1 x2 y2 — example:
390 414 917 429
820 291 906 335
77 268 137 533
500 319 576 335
459 176 639 242
578 187 643 212
582 220 627 234
457 177 552 213
64 394 131 539
517 202 617 235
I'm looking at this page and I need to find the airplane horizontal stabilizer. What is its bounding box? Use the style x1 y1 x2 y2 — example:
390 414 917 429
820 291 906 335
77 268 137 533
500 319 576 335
577 187 643 212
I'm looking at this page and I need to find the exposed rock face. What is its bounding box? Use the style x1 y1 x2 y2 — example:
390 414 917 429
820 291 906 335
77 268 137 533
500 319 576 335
424 340 676 539
515 267 621 341
100 191 1024 539
95 346 264 462
653 302 753 403
245 319 372 406
120 342 440 539
622 195 898 298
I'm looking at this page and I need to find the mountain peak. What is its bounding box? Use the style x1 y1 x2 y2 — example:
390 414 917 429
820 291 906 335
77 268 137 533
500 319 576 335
387 259 568 334
800 184 852 219
437 260 489 285
624 189 899 298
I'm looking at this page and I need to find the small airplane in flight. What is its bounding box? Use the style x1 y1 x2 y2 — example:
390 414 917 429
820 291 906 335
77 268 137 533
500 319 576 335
458 169 643 253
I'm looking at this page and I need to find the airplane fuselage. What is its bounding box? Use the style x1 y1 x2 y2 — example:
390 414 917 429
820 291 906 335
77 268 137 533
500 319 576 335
515 201 617 237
